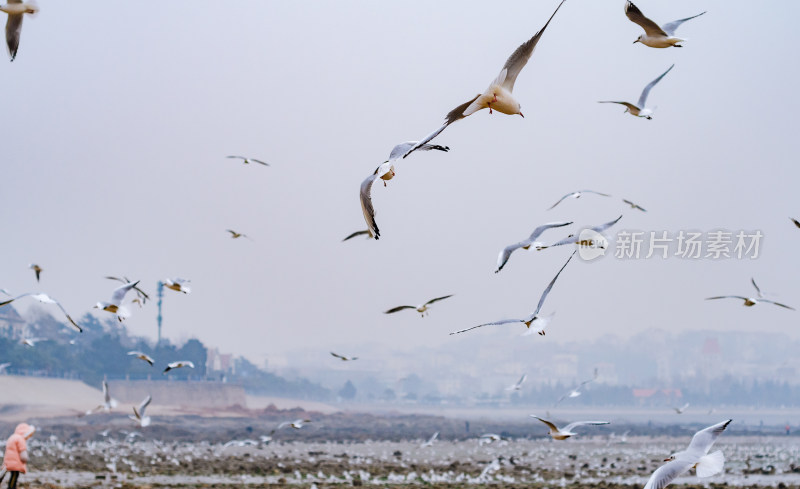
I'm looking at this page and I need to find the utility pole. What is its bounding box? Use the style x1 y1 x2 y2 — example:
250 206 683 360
156 281 164 346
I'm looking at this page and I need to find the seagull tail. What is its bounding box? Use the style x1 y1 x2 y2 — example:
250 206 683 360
696 450 725 478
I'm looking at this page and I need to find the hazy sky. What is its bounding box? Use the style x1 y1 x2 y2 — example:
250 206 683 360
2 1 799 370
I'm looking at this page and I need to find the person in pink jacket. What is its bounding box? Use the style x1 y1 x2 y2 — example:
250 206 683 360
3 423 34 489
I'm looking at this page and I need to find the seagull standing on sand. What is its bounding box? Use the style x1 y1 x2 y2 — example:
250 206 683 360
625 1 706 48
0 293 82 332
385 295 454 317
28 263 42 282
127 351 154 366
642 420 732 489
93 281 140 322
163 361 194 374
530 415 610 440
495 221 572 272
129 395 152 427
548 191 610 210
0 0 38 61
226 155 269 166
599 65 674 120
506 374 527 391
163 278 191 294
402 0 567 159
451 252 575 335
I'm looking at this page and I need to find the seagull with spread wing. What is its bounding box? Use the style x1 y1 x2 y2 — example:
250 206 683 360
93 281 140 321
402 0 567 159
226 155 269 166
505 373 527 391
330 352 358 362
106 276 150 304
127 351 154 366
420 431 438 448
495 221 572 273
706 278 794 311
555 368 598 406
278 419 311 430
674 402 690 414
451 251 575 335
129 395 152 427
530 415 609 440
623 198 647 212
625 1 706 48
0 293 82 332
28 263 42 282
86 380 117 415
163 278 191 294
599 64 674 120
0 0 38 61
542 215 622 249
385 295 453 317
163 361 195 374
548 191 610 210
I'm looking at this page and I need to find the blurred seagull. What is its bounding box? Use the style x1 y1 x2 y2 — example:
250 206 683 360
127 351 154 366
626 1 706 48
163 278 191 294
226 229 252 240
385 295 453 317
479 434 504 445
226 155 269 166
643 420 732 489
495 221 572 272
28 263 42 282
0 293 82 332
87 380 117 414
548 191 610 210
278 419 311 430
599 64 674 119
402 0 567 159
530 415 610 440
129 395 152 427
506 373 527 391
543 215 623 249
555 368 598 406
93 281 140 322
163 361 195 374
0 0 38 61
330 352 358 361
451 252 575 335
420 431 438 448
105 276 150 304
0 362 10 373
342 230 371 242
705 294 794 310
22 337 43 347
623 198 647 212
674 402 690 414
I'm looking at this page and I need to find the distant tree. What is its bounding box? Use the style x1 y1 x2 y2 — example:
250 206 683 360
179 338 207 377
339 380 357 400
381 388 396 401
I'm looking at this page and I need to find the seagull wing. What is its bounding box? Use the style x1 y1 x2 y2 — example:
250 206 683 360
760 299 795 310
705 296 748 301
496 242 526 272
750 278 762 297
138 395 152 417
791 218 800 228
637 64 674 109
250 159 270 166
547 192 576 210
528 251 576 318
516 373 527 387
110 281 139 305
625 1 667 37
686 419 732 456
528 221 573 241
402 94 481 159
226 156 246 161
643 458 695 489
423 295 453 307
662 11 706 36
359 170 380 240
580 189 611 197
384 305 416 314
389 141 449 161
0 293 82 332
530 415 559 432
449 318 523 335
343 230 370 242
592 214 623 233
562 420 610 432
5 14 23 61
598 101 640 112
330 352 345 360
498 0 566 93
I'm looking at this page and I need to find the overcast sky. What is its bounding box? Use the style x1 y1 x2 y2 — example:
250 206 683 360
1 0 798 369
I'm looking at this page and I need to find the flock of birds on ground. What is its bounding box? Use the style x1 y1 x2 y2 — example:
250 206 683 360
0 1 796 488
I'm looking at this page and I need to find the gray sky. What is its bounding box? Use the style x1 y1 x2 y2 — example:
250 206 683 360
2 0 799 368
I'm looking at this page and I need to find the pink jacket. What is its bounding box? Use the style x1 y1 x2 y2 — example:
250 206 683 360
3 423 30 473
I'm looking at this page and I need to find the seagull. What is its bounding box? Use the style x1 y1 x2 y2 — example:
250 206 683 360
674 402 690 414
623 198 647 212
542 215 623 249
548 191 610 210
599 64 674 120
555 368 599 406
87 380 117 415
278 419 311 429
625 1 706 49
129 395 152 427
226 155 269 166
127 351 154 366
420 431 438 448
360 141 450 240
495 221 573 272
105 276 150 304
0 0 38 61
342 230 371 242
791 218 800 229
22 337 43 347
451 251 575 335
0 293 82 332
330 352 358 361
530 415 610 440
642 420 732 489
226 229 252 240
705 294 794 310
478 434 504 445
28 263 42 282
520 312 555 336
93 281 140 322
505 373 527 391
402 0 567 159
163 361 195 374
163 278 191 294
0 362 10 373
385 295 453 317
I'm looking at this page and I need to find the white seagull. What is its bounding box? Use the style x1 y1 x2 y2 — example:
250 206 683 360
543 215 623 249
643 419 732 489
0 293 82 332
385 295 453 317
555 368 599 406
478 433 504 445
451 251 575 335
226 155 269 166
360 141 449 240
0 362 10 373
705 294 794 310
0 0 38 61
129 395 152 427
530 415 610 440
28 263 42 282
626 1 706 49
163 360 195 374
548 191 610 210
127 351 155 366
105 276 150 304
22 337 44 347
599 64 674 120
420 431 439 448
495 221 572 272
402 0 567 159
506 373 527 391
93 280 140 321
163 278 191 294
330 352 358 362
87 380 117 415
674 402 690 414
278 419 311 430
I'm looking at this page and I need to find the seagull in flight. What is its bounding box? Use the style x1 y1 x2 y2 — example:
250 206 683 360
451 251 575 335
87 380 117 415
674 402 690 414
402 0 567 159
28 263 42 282
623 198 647 212
420 431 438 448
163 278 191 294
495 221 572 273
625 1 706 48
360 141 449 240
226 155 269 166
542 215 622 249
642 420 732 489
330 352 358 361
505 373 527 391
0 0 39 61
93 281 140 322
385 295 453 317
278 419 311 430
127 351 155 366
555 368 598 406
705 279 794 311
226 229 252 240
599 64 674 120
548 191 610 210
22 337 44 347
105 276 150 304
163 361 195 374
0 293 82 332
530 415 610 440
129 395 152 427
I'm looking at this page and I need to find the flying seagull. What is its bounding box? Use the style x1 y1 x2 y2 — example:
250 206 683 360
506 373 527 391
385 295 453 317
278 419 311 430
226 229 252 240
87 380 117 415
163 361 195 374
643 420 732 489
129 395 152 427
22 337 43 347
163 278 191 294
623 198 647 212
548 191 610 210
342 230 371 242
420 431 439 448
543 215 623 249
105 276 150 304
0 293 82 332
93 281 140 322
495 221 572 273
0 0 38 61
451 251 575 335
360 141 450 240
127 351 154 366
330 352 358 361
599 64 674 120
625 1 706 48
555 368 598 406
402 0 567 159
674 402 690 414
226 155 269 166
530 415 610 440
28 263 42 282
705 294 794 310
